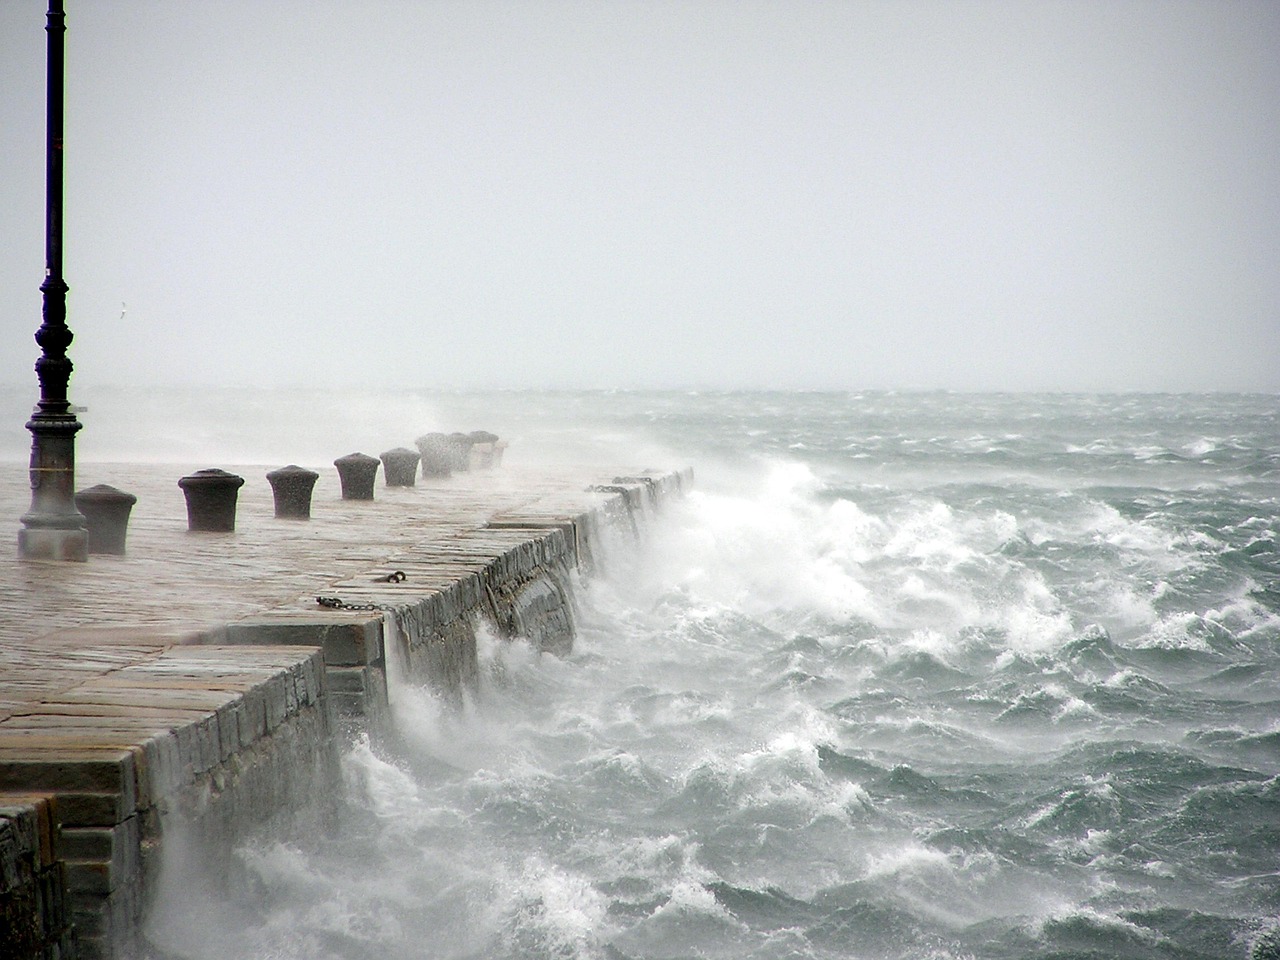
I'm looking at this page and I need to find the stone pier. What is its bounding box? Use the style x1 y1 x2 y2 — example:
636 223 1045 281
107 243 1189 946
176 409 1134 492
0 461 690 959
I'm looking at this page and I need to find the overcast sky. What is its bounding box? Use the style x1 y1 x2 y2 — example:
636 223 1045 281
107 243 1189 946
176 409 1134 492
1 0 1276 392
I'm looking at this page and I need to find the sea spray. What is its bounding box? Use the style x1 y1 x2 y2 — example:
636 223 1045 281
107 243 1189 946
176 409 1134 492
125 390 1278 960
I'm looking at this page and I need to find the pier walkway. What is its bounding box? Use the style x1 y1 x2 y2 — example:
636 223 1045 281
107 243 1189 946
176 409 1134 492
0 458 687 959
0 461 638 714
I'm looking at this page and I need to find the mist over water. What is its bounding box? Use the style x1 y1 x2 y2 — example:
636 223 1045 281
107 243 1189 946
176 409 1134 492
92 389 1278 960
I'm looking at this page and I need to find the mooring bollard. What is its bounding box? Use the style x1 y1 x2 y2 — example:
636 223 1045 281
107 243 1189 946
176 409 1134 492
334 452 380 500
178 468 245 532
380 447 421 487
73 484 138 555
266 464 319 519
415 433 453 478
448 432 475 472
468 430 500 469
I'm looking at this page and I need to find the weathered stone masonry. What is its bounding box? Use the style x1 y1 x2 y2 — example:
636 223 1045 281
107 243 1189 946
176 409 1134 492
0 646 334 960
220 468 692 720
0 467 691 960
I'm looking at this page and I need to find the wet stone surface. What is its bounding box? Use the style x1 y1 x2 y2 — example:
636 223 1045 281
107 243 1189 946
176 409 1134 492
0 461 646 718
0 460 686 960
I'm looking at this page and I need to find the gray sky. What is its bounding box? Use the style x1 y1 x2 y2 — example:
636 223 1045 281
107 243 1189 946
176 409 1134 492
1 0 1277 392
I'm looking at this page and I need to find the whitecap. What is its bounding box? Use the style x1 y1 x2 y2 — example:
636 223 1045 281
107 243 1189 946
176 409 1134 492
1030 904 1162 945
505 857 611 958
862 843 954 879
652 878 732 918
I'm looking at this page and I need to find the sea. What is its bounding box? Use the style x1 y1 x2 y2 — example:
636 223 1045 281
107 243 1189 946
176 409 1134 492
6 387 1278 960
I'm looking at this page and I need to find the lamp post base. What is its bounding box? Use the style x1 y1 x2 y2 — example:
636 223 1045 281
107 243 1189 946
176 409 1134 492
19 523 88 562
20 412 87 562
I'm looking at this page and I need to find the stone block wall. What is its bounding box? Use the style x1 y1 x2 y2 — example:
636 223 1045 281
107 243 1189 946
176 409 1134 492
219 471 693 711
0 647 338 960
0 468 692 960
217 617 388 729
0 795 72 960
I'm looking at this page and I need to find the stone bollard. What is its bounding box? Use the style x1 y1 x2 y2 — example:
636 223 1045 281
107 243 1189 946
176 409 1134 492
266 464 320 519
380 447 421 487
178 469 245 532
73 484 138 555
334 452 380 500
415 433 453 478
468 431 500 469
448 433 475 472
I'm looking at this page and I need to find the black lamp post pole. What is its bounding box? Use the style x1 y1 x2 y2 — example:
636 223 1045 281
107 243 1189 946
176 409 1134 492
19 0 87 562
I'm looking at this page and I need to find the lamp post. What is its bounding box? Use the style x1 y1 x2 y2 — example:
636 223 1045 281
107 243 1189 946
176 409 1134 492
19 0 87 562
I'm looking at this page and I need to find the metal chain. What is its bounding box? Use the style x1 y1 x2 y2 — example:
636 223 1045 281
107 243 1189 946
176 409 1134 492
316 571 407 611
316 596 388 611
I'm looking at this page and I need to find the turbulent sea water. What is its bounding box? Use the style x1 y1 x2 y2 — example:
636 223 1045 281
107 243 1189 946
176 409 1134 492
23 388 1275 960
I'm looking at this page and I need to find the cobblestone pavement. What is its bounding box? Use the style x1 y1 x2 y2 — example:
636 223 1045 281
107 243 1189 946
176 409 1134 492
0 460 621 722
